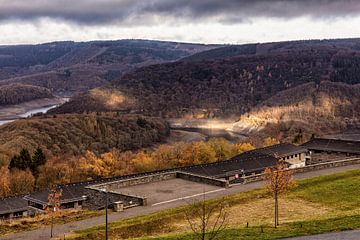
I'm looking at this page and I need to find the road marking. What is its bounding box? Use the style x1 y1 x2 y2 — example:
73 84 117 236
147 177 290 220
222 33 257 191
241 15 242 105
152 188 226 206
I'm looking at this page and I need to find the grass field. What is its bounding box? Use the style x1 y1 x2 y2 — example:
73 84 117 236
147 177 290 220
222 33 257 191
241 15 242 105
69 169 360 240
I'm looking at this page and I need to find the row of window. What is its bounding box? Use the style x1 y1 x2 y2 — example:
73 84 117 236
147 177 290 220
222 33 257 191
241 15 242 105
282 153 300 160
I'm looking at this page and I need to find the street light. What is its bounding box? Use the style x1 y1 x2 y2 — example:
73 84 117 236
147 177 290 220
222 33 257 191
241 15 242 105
100 188 109 240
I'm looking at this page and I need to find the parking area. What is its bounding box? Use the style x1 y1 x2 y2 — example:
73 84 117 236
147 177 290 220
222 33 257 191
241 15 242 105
115 178 223 205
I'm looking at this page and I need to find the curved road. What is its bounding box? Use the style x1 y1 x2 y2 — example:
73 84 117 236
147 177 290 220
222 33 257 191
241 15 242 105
1 164 359 240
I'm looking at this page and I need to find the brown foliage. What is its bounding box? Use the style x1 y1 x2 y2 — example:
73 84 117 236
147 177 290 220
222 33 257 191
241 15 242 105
0 167 35 197
0 84 53 106
264 162 296 227
0 113 169 163
36 157 81 190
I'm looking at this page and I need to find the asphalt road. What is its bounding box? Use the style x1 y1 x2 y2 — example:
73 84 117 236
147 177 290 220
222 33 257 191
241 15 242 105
1 164 359 240
285 229 360 240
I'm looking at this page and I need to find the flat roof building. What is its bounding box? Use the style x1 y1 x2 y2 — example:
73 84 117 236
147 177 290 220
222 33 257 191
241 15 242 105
0 196 28 220
302 138 360 155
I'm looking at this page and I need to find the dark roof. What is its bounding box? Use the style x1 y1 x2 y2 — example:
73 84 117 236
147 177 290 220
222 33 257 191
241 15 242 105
24 184 87 205
302 138 360 154
0 196 28 215
251 143 307 158
182 151 278 178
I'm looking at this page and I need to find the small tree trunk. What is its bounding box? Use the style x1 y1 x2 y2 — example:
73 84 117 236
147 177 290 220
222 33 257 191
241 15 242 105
276 197 279 226
51 216 54 238
274 192 278 228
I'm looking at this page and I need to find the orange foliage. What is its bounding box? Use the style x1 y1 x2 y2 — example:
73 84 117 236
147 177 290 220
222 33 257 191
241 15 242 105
264 162 296 227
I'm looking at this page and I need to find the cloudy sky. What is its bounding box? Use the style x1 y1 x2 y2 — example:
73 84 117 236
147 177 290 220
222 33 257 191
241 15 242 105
1 0 360 45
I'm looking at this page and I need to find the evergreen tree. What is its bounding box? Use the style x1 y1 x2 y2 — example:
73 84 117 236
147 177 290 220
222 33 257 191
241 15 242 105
31 148 46 175
9 155 19 170
17 149 32 170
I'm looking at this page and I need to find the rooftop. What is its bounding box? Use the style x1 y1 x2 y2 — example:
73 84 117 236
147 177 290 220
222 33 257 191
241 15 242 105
182 151 278 178
0 196 28 215
302 138 360 155
251 143 307 158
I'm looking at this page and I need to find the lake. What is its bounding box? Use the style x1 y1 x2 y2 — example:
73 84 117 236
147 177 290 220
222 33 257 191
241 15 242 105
0 102 64 126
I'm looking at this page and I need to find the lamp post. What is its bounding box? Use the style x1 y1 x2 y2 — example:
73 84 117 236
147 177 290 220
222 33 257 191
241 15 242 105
100 189 109 240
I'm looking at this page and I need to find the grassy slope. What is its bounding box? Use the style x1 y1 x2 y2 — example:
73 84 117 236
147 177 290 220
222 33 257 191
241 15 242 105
70 169 360 240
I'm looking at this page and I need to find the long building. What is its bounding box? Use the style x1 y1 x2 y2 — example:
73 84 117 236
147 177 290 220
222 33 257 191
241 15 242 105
302 138 360 155
0 142 313 220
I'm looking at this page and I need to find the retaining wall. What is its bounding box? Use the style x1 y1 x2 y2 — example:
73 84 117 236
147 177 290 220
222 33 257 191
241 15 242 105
176 171 229 188
83 188 147 210
91 172 177 191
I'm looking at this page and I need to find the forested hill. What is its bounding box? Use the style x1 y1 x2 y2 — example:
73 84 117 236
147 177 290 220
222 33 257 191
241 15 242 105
51 40 360 118
231 81 360 142
0 40 218 96
0 114 169 164
0 84 53 105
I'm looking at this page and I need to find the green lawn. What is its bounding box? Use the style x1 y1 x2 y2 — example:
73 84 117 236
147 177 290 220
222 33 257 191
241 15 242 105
70 169 360 240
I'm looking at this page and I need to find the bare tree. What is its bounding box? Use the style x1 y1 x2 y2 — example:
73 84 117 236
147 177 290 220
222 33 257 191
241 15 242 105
46 188 63 238
184 195 228 240
264 162 295 228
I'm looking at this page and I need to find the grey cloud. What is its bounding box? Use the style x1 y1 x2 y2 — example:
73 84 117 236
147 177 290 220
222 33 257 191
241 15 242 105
0 0 360 25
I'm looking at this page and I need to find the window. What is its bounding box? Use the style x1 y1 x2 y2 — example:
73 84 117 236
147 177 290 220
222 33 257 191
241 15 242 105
13 212 23 218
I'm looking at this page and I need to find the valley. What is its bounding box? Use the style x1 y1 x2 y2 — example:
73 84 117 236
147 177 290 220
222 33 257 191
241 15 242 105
2 2 360 240
0 38 359 227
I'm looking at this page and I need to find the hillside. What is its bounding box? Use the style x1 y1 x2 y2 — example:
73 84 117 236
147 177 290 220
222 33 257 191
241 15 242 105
182 44 257 61
0 114 169 164
0 40 218 96
0 84 53 105
52 45 339 117
231 81 360 141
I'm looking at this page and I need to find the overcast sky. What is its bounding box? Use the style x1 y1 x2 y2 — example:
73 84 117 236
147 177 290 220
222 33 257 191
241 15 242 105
1 0 360 45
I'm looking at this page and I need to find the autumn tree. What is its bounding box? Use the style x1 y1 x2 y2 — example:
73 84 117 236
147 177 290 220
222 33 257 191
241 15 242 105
181 142 217 165
234 142 255 154
263 137 280 147
0 167 35 196
9 169 35 195
264 162 295 228
151 142 187 168
37 157 78 190
131 151 156 173
185 196 229 240
0 167 10 197
46 188 62 238
206 138 237 161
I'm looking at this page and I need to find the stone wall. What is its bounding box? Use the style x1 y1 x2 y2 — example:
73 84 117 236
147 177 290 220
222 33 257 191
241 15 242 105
82 188 147 210
176 171 229 188
91 172 177 191
240 157 360 184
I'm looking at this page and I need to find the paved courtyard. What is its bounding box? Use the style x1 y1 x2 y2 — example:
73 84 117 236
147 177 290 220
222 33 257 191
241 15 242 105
115 178 223 205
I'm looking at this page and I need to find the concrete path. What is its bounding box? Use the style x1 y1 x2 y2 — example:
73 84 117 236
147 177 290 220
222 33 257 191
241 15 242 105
284 229 360 240
1 164 359 240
